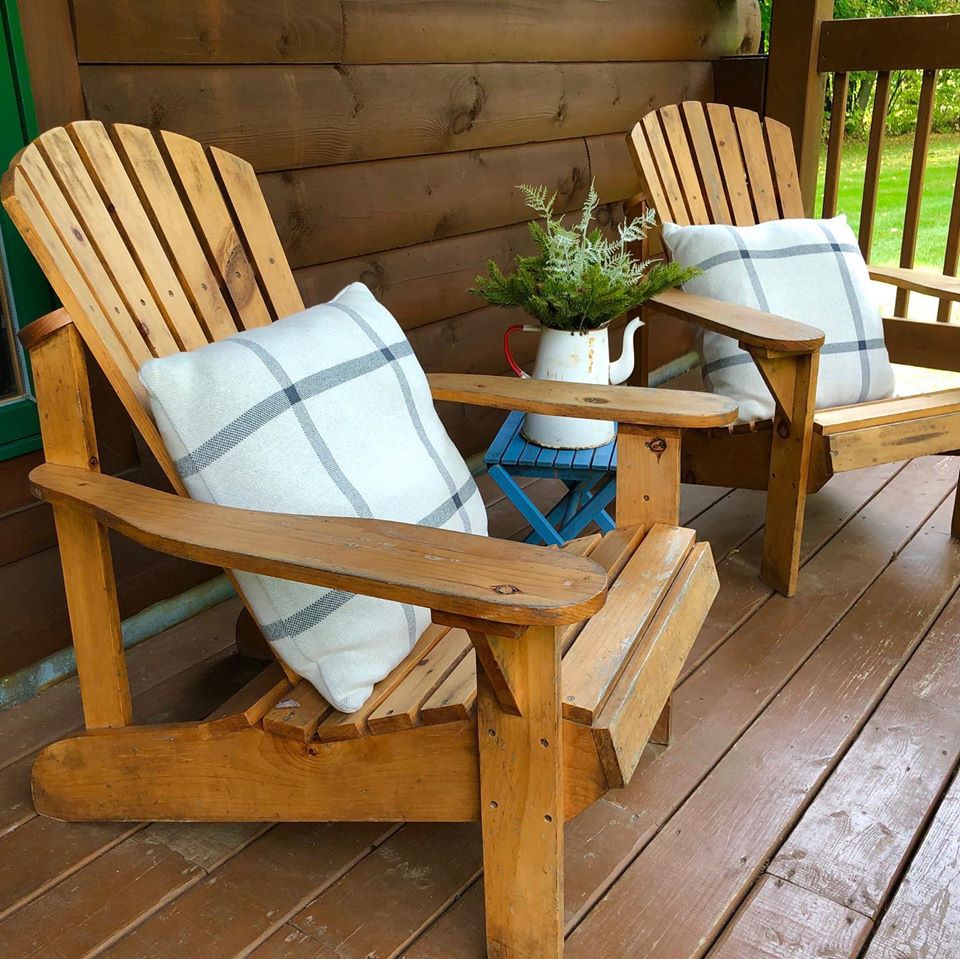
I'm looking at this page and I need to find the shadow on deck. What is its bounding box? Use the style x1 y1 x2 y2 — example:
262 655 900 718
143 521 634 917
1 456 959 957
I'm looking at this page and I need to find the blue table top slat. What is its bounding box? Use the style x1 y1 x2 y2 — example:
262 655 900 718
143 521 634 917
535 444 560 468
485 410 522 465
499 424 529 468
518 436 542 468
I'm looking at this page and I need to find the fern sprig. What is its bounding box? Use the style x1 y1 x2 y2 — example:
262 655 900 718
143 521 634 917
472 180 698 332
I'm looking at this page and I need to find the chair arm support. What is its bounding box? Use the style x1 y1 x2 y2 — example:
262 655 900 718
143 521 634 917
31 464 607 627
427 373 737 429
650 289 825 355
870 265 960 303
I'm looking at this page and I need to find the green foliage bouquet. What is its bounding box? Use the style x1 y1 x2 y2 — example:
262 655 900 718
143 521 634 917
471 182 699 333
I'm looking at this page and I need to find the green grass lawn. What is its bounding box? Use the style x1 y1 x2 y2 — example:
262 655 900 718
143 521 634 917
815 132 960 267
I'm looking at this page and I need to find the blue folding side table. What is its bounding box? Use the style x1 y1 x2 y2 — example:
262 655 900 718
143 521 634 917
484 410 617 546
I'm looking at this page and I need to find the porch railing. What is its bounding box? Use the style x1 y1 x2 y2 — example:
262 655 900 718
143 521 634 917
814 14 960 321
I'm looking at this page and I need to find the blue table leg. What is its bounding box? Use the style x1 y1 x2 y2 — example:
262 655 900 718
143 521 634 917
558 475 618 540
488 464 566 547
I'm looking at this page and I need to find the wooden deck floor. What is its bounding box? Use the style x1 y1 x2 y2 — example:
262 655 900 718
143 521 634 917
2 457 960 958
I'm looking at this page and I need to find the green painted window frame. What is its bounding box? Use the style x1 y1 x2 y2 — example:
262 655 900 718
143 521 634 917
0 0 55 461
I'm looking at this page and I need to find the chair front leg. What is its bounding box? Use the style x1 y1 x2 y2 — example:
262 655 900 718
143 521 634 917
475 624 564 959
31 321 132 729
751 349 820 598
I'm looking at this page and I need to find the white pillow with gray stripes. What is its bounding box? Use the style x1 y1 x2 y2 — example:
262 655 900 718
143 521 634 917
662 216 895 422
140 282 487 712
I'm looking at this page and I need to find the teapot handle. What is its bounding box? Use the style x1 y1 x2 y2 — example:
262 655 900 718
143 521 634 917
504 324 539 378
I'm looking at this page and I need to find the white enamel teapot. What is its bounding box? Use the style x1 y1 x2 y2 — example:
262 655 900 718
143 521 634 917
504 316 644 449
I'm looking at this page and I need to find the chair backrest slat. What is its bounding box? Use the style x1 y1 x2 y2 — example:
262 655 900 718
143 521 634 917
628 102 809 232
210 146 305 320
658 105 710 223
111 124 240 342
627 123 675 224
69 121 210 352
733 108 779 222
640 112 691 225
680 101 733 225
16 144 160 368
764 118 805 218
2 121 304 490
704 104 755 225
35 128 186 359
158 131 273 330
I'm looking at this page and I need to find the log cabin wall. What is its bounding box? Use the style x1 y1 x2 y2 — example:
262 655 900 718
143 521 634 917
2 0 761 682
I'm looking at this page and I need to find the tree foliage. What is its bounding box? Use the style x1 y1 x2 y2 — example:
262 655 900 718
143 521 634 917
472 184 699 332
759 0 960 138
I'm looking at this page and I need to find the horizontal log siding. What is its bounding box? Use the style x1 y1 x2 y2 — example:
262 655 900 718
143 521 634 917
5 0 757 682
68 2 756 456
75 0 760 64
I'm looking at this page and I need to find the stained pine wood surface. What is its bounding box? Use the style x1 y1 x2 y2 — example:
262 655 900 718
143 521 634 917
2 460 960 957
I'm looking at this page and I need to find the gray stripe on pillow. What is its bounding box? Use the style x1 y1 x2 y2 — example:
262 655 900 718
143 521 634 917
234 338 374 519
816 221 871 402
703 338 886 378
330 300 478 533
175 339 413 478
696 241 861 274
417 477 483 528
722 226 771 311
259 478 479 644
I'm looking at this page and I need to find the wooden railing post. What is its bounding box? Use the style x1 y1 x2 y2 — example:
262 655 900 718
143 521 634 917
766 0 835 214
29 317 132 729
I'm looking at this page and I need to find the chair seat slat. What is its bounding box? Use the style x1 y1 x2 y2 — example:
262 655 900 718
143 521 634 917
262 679 331 742
367 628 472 734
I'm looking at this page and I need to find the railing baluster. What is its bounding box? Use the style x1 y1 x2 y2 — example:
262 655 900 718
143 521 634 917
939 158 960 323
897 69 938 316
822 72 849 218
859 70 892 261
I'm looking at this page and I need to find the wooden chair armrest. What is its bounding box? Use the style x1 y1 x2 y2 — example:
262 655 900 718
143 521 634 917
30 464 607 627
427 373 737 429
650 289 825 354
883 315 960 372
870 265 960 303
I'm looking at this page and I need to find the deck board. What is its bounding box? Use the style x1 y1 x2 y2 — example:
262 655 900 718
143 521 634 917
564 493 960 959
1 458 959 957
864 769 960 959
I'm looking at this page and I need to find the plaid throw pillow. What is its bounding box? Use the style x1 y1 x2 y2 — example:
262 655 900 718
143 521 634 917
140 283 487 712
662 215 895 422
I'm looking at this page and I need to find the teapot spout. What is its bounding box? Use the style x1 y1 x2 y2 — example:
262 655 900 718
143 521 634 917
609 316 644 385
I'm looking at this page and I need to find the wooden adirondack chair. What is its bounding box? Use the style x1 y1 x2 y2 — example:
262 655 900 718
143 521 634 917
628 101 960 598
3 122 737 959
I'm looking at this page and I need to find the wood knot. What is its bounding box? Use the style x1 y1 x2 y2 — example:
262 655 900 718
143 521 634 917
646 437 668 454
493 584 520 595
